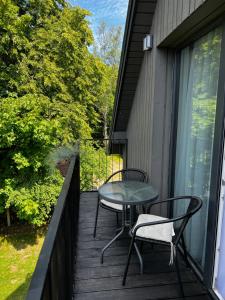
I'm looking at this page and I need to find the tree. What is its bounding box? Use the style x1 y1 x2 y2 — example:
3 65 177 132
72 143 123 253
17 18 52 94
96 65 117 139
93 22 123 138
0 0 68 97
93 22 122 66
0 94 64 225
0 1 107 226
0 2 106 137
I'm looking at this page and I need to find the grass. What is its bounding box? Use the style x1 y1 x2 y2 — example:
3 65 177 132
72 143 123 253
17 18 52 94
0 226 46 300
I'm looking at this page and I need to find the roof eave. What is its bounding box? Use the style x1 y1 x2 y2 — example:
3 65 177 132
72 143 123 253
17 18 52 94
110 0 136 136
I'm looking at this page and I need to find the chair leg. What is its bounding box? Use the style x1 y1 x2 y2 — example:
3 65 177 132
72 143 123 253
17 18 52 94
140 241 144 253
175 249 185 298
93 197 100 238
134 242 144 274
181 234 189 267
116 212 119 226
122 236 135 286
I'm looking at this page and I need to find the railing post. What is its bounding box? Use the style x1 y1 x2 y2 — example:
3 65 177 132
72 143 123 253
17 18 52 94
123 140 128 169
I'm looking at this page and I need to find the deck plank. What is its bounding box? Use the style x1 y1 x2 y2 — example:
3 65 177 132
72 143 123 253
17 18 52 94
73 192 210 300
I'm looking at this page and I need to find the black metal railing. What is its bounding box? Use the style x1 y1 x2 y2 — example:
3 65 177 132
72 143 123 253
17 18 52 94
79 139 127 191
26 155 80 300
26 139 127 299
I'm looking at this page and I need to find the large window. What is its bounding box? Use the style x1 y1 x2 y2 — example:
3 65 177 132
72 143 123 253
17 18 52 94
173 27 222 269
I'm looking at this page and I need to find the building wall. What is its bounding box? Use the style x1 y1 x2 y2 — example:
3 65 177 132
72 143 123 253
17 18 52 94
156 0 206 45
126 0 206 214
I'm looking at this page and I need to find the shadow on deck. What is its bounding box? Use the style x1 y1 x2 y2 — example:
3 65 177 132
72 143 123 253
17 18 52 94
73 192 211 300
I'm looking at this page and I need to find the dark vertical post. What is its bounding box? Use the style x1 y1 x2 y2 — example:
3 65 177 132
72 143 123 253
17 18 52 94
123 140 128 169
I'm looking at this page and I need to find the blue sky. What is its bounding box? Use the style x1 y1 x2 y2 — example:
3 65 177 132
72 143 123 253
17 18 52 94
68 0 129 32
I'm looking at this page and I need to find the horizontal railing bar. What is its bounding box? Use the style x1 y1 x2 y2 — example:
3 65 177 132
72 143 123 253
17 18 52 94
80 138 127 140
26 155 78 300
80 138 127 142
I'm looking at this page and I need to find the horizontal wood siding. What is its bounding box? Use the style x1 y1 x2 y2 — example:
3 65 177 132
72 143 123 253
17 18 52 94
126 0 206 214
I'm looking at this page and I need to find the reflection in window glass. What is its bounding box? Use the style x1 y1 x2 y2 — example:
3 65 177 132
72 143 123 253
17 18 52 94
174 27 222 269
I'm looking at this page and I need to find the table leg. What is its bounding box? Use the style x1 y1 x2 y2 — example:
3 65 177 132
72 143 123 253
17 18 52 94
129 205 133 227
101 207 126 264
129 205 137 227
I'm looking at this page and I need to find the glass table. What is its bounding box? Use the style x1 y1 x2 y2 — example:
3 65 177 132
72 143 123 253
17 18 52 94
98 181 159 270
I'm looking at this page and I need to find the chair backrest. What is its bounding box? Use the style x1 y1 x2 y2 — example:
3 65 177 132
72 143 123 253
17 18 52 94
121 168 147 182
107 168 147 183
173 196 202 245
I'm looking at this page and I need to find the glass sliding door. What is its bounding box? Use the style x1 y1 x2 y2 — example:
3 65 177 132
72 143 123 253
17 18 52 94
173 27 222 269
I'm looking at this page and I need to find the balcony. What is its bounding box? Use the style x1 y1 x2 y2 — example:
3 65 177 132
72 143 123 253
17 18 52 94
26 150 211 300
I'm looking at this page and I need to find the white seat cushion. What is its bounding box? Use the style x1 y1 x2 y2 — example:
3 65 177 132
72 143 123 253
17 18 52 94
100 199 123 210
133 214 175 243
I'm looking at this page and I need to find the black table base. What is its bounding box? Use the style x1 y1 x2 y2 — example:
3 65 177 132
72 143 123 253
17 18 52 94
100 205 143 274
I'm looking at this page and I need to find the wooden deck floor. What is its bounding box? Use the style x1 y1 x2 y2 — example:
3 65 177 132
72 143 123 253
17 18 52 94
73 192 211 300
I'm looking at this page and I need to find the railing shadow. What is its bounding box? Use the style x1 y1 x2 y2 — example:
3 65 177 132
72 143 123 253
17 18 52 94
2 227 46 251
6 273 32 300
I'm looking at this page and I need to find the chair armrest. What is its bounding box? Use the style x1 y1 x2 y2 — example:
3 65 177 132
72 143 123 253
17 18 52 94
148 195 193 212
104 169 122 184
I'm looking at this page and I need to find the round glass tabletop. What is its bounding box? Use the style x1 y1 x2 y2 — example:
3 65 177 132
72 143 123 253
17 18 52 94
98 181 158 205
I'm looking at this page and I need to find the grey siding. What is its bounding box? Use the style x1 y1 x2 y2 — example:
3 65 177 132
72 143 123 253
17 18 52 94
126 0 206 214
158 0 205 44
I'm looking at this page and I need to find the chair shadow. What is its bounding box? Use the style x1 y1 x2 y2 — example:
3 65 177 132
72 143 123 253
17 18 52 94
5 273 32 300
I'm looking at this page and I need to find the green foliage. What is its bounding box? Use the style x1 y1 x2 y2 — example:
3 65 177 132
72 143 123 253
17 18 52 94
96 64 118 138
0 172 63 226
0 94 64 225
0 1 106 134
0 95 61 179
0 1 123 226
0 1 111 226
80 141 110 191
80 140 123 191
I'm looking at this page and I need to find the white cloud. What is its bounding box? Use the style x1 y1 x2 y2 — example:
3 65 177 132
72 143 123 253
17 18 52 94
69 0 129 27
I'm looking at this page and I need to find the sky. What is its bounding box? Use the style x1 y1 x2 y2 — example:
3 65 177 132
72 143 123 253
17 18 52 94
68 0 129 33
